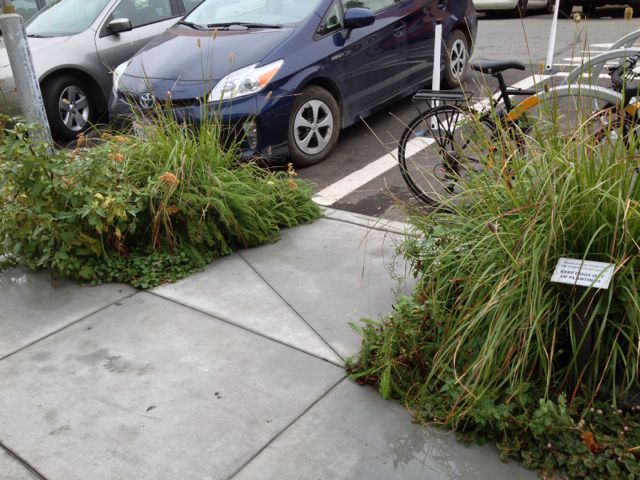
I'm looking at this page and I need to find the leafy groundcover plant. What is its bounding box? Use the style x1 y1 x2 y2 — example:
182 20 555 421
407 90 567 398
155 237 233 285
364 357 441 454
349 111 640 478
0 113 319 288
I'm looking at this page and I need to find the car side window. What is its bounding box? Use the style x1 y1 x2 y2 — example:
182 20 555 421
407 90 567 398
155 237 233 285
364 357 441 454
182 0 203 12
342 0 395 11
13 0 39 20
316 3 342 37
110 0 174 29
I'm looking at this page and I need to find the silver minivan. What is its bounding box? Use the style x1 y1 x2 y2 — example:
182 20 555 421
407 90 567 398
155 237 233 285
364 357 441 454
0 0 201 141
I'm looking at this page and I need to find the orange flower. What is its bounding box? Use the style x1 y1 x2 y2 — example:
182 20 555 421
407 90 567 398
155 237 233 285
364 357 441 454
114 135 128 144
166 205 180 215
286 163 298 190
581 431 602 453
159 172 180 187
109 152 125 163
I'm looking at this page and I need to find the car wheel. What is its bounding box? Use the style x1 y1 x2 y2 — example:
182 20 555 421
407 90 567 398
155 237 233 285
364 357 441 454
545 0 555 14
288 86 340 167
558 0 574 16
580 2 595 15
510 0 528 17
443 30 469 89
43 75 95 142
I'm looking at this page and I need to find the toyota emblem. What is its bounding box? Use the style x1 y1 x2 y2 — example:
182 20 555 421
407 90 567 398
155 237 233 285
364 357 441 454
139 92 155 109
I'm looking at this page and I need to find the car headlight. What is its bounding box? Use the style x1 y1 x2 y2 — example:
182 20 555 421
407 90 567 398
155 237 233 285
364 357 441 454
207 60 284 102
112 61 130 96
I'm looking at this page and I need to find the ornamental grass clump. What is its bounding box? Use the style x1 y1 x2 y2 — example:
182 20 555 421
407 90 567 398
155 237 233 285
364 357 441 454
350 110 640 477
0 113 319 287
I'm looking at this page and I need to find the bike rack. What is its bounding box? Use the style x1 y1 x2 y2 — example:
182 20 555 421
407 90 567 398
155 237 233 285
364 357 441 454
608 29 640 52
564 48 640 85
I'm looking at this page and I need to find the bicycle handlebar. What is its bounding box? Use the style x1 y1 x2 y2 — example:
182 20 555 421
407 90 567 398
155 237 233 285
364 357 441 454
609 53 640 91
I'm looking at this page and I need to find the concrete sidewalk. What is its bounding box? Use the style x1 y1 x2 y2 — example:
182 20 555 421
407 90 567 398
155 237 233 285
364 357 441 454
0 210 535 480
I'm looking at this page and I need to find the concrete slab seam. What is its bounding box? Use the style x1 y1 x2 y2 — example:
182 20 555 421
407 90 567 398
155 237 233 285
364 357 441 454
320 207 417 236
0 290 141 362
236 252 346 364
225 375 348 480
0 441 49 480
147 290 344 368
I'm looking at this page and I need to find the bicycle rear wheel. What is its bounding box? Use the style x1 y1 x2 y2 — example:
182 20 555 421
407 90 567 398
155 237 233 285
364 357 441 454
398 105 498 207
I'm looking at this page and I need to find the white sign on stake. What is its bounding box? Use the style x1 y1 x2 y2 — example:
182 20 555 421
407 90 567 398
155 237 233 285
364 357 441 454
551 258 616 290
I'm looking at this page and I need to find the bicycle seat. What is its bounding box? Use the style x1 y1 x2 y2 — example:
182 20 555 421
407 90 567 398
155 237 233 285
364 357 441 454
470 59 526 75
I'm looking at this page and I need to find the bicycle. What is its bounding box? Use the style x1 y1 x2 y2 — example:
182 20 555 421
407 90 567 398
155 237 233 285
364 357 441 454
398 59 633 207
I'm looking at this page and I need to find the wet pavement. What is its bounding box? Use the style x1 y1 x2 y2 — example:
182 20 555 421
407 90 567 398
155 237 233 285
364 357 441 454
0 209 536 479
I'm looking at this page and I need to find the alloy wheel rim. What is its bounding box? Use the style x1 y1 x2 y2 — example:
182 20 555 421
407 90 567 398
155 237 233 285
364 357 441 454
449 39 468 80
293 99 334 155
58 85 90 132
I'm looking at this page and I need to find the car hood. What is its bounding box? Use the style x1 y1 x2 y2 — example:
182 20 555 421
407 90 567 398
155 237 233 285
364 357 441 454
0 35 73 73
123 26 295 86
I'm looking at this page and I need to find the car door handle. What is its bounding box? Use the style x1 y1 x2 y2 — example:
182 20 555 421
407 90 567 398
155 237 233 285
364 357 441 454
393 22 406 34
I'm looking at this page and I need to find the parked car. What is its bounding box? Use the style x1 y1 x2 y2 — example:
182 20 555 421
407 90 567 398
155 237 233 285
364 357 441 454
472 0 555 17
110 0 478 166
5 0 51 24
0 0 202 141
561 0 634 16
0 0 51 37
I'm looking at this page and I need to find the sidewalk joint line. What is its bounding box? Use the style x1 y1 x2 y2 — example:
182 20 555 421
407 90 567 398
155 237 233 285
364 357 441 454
0 290 140 362
225 375 348 480
322 213 415 237
0 441 50 480
146 291 344 368
237 252 346 363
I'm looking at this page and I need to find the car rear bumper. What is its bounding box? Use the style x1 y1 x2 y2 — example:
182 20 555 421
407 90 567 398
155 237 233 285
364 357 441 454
0 72 20 117
472 0 519 9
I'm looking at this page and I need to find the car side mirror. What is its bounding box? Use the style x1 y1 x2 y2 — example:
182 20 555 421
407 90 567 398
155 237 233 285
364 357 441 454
107 18 133 34
343 8 375 29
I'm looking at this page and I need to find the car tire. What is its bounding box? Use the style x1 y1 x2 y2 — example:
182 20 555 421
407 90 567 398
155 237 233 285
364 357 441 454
288 86 340 167
558 0 574 16
510 0 528 16
544 0 555 14
443 30 470 89
42 75 96 142
580 2 595 16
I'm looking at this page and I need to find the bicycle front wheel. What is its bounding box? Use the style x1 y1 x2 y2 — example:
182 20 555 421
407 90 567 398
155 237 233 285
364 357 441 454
398 105 498 207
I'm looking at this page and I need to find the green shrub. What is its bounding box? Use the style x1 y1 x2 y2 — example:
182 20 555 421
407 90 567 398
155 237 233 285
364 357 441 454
349 110 640 477
0 114 319 287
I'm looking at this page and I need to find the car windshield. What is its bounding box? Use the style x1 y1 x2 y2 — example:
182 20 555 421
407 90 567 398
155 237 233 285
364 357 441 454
26 0 110 37
184 0 323 27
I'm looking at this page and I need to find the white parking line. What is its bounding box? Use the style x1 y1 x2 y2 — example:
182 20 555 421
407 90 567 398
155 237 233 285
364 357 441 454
313 73 548 207
553 71 612 79
313 136 436 206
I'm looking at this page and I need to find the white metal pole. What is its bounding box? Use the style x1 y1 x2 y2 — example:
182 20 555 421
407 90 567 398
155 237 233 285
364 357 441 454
545 0 561 71
431 22 442 129
0 1 52 142
432 22 442 96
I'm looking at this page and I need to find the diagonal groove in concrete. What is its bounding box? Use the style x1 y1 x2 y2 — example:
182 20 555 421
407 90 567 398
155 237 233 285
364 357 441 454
0 441 49 480
0 290 140 363
321 208 414 236
146 291 344 368
225 375 348 480
237 251 346 363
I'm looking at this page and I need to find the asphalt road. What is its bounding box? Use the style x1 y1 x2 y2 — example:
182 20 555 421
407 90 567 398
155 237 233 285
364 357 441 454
299 8 640 221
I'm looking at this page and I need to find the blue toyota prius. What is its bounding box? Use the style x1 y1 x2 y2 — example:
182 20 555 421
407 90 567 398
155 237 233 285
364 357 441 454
110 0 477 166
